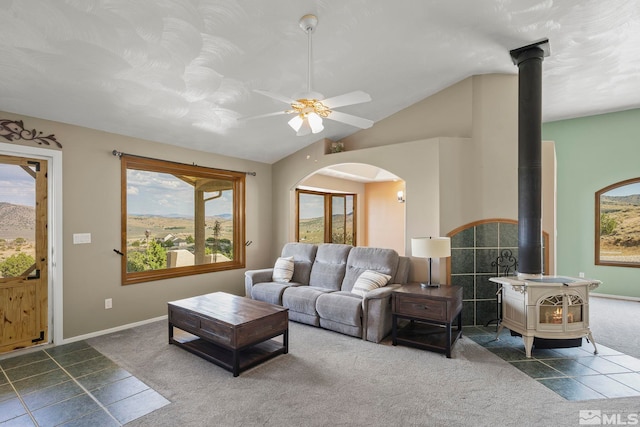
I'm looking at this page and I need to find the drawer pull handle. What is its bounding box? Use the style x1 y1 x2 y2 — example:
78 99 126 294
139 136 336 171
421 305 430 310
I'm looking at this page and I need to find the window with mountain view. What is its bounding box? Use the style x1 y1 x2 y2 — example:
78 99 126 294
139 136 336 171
0 160 37 279
296 189 355 245
121 155 245 285
595 177 640 267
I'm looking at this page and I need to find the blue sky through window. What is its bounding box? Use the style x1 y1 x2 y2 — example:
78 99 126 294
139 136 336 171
0 164 35 207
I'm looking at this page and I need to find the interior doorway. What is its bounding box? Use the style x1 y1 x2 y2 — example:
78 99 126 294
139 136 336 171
295 163 406 254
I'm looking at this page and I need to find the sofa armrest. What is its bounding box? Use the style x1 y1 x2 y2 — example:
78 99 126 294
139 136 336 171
362 283 401 301
244 268 274 297
361 284 401 342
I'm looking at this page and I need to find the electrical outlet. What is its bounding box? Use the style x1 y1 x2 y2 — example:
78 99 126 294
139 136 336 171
579 272 585 278
105 298 112 309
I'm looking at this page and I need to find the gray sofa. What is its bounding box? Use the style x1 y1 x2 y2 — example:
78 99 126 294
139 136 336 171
244 243 410 343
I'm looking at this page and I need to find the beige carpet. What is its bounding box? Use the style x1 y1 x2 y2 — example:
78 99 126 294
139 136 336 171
87 296 640 427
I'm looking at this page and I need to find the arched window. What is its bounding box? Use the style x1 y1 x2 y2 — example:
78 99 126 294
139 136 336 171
595 178 640 267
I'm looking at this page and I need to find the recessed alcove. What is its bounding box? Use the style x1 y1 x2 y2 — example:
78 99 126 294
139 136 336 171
446 219 549 326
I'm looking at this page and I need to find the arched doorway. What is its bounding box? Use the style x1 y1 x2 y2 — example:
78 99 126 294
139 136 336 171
294 163 406 254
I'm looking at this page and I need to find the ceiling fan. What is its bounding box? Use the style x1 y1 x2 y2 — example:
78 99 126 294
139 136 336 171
244 14 374 136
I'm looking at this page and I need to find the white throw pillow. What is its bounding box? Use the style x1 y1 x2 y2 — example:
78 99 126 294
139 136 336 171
351 270 392 297
273 256 294 283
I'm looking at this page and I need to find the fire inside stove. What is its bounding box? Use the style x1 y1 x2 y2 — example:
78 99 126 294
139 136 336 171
539 294 583 325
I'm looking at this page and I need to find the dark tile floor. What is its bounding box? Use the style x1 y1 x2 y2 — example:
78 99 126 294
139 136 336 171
0 341 169 426
466 325 640 401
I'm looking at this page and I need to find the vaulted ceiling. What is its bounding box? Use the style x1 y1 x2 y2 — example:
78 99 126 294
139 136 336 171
1 1 638 164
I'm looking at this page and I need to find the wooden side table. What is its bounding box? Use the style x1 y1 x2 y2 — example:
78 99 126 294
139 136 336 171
392 283 463 358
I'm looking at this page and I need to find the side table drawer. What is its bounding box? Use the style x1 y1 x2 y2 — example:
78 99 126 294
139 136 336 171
395 295 447 321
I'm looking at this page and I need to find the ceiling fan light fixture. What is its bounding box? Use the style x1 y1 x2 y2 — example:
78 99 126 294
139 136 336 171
247 14 372 134
288 115 304 132
296 118 312 136
307 112 324 133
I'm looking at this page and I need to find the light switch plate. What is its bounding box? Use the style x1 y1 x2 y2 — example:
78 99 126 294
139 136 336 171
73 233 91 244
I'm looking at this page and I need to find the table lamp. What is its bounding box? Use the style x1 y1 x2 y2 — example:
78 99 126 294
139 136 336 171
411 237 451 288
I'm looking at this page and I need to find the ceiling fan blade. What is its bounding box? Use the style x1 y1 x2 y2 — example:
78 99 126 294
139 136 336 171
322 91 372 109
238 111 288 122
254 89 296 105
326 111 374 129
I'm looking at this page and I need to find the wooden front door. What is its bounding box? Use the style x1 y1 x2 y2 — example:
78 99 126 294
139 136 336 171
0 154 48 353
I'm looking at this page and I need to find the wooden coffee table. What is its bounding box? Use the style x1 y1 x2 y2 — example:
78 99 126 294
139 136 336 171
168 292 288 376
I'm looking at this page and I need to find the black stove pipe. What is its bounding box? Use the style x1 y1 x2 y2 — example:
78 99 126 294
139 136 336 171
510 39 549 275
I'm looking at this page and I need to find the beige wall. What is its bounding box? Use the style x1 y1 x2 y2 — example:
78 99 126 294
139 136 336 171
0 111 272 339
340 77 473 150
364 181 405 254
542 140 557 274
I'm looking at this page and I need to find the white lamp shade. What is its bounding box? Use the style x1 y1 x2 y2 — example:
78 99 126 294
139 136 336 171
296 118 312 136
411 237 451 259
288 115 304 132
307 112 324 133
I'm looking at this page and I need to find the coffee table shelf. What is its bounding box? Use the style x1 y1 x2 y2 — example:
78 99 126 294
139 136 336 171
170 332 286 375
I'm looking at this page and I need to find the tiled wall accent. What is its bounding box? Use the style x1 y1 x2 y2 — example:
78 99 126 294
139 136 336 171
449 221 519 327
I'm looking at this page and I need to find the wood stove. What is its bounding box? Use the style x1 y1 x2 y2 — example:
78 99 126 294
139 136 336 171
490 275 600 357
489 39 603 357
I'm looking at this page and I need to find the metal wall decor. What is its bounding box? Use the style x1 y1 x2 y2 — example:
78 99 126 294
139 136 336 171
492 249 518 276
0 119 62 148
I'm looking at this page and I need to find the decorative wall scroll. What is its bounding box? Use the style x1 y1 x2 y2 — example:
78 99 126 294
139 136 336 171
0 119 62 148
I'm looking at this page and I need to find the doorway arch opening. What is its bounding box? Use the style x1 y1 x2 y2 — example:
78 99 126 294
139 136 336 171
292 163 406 255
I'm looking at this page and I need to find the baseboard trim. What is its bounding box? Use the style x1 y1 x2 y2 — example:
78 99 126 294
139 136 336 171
591 293 640 302
62 315 168 344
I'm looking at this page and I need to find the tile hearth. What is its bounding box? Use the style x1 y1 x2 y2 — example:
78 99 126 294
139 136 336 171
0 341 169 426
466 326 640 401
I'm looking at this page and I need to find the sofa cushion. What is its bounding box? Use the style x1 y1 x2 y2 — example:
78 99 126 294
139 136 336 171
316 291 363 327
393 256 411 285
341 247 399 292
282 243 318 285
282 286 332 317
251 282 294 305
351 270 392 297
308 244 352 290
272 256 294 283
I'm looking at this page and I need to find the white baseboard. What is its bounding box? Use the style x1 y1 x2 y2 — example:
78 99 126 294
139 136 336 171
590 293 640 302
62 315 168 344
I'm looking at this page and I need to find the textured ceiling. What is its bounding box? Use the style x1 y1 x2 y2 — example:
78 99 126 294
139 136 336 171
1 0 639 164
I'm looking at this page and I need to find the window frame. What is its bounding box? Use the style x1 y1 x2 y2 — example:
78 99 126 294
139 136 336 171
120 155 245 285
595 177 640 268
295 189 356 245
